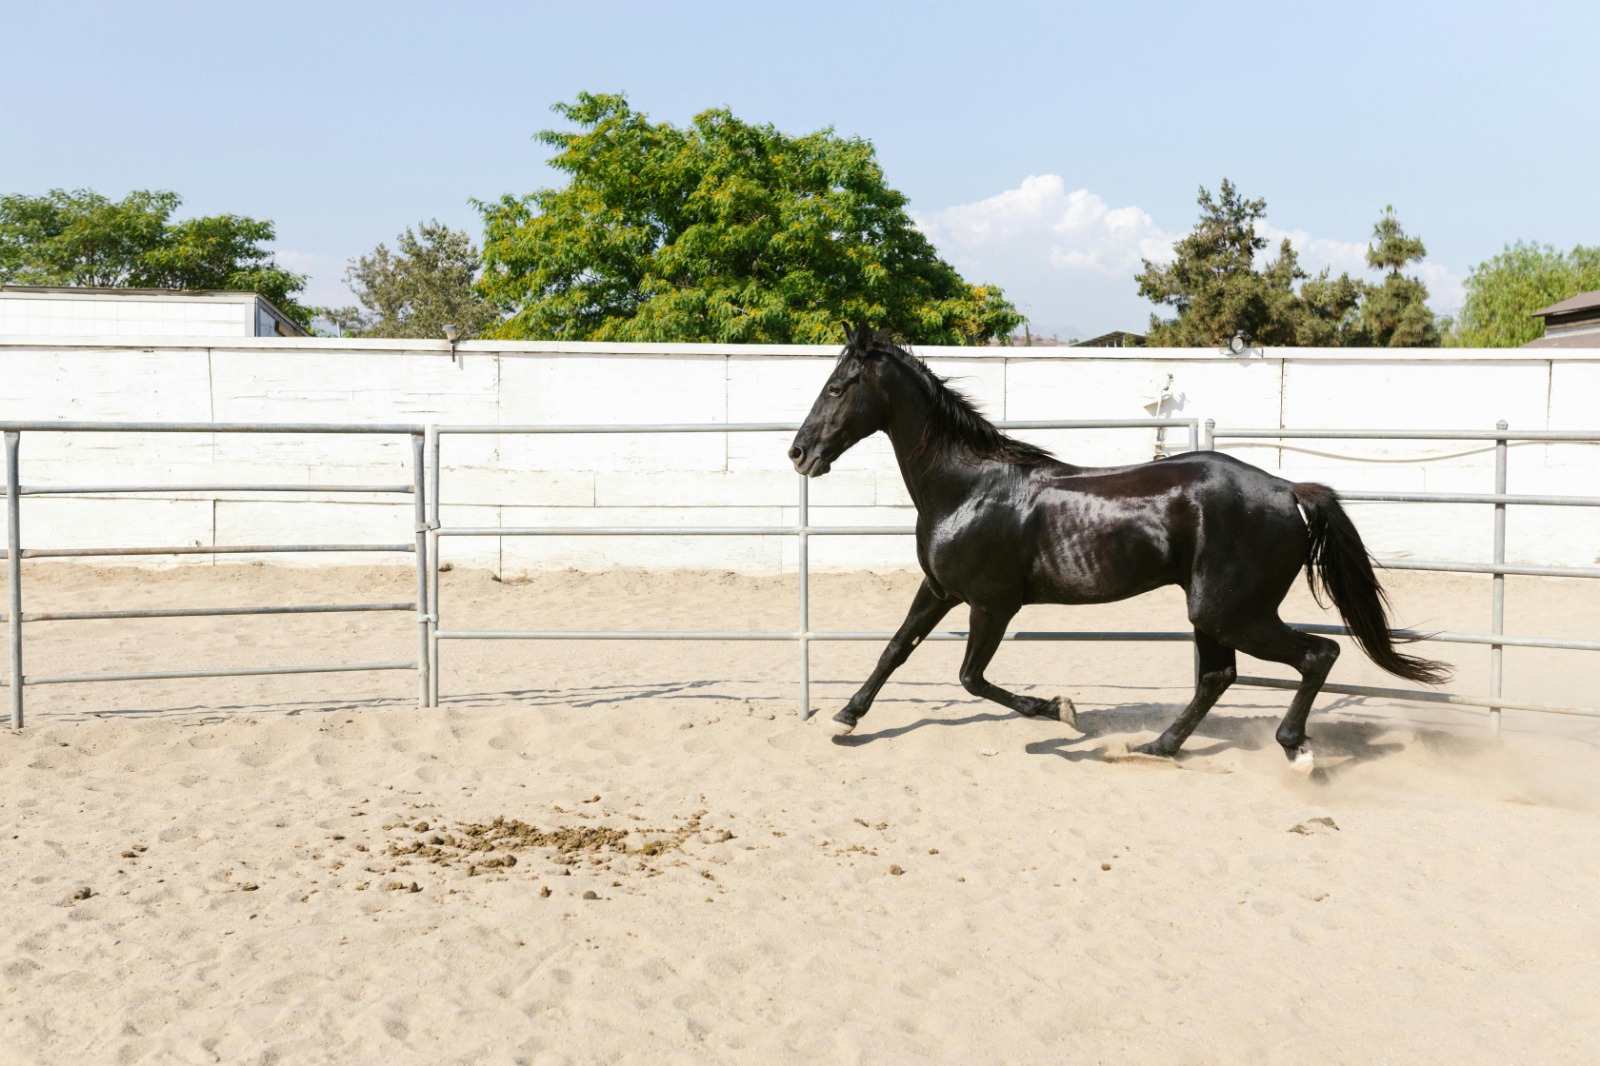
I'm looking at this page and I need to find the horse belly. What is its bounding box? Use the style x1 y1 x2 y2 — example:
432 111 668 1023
1030 512 1180 604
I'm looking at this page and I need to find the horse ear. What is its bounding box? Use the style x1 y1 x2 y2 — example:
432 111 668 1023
849 322 876 352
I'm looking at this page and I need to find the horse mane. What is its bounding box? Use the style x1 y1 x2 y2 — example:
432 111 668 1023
846 330 1054 467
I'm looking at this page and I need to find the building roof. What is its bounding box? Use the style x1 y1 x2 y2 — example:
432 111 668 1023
1520 332 1600 349
5 284 258 299
1530 290 1600 318
1071 330 1147 348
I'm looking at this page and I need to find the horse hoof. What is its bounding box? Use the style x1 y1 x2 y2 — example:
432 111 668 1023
1053 696 1080 731
1288 742 1315 774
1129 740 1174 760
827 711 858 737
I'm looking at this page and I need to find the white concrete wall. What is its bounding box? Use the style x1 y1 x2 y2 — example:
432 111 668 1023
1 336 1596 574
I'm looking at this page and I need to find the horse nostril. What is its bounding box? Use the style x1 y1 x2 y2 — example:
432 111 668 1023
787 445 804 461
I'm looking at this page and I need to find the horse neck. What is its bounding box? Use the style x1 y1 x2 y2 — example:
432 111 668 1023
879 371 996 513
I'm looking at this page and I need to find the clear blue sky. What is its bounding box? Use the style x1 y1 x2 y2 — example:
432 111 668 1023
4 0 1597 337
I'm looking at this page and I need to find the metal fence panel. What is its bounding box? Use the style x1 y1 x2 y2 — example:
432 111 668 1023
2 423 428 727
10 416 1600 732
425 418 1600 729
1209 420 1600 729
425 419 1199 718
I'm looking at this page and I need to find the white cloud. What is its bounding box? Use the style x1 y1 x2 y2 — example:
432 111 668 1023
911 176 1183 338
914 175 1179 282
913 176 1467 335
1413 263 1465 314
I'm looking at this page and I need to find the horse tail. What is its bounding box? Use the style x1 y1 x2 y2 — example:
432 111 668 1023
1292 482 1453 685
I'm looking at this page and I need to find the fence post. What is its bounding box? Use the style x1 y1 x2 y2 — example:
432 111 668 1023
426 424 442 708
798 472 811 719
412 432 430 710
1193 420 1216 688
6 431 22 729
1490 420 1507 736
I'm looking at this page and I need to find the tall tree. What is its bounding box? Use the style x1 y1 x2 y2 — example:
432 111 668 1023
320 221 497 339
1449 242 1600 347
0 188 312 329
475 93 1021 345
1135 180 1361 347
1137 184 1438 348
1359 206 1437 347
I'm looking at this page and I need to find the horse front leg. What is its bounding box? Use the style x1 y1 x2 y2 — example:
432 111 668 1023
958 605 1078 728
828 580 957 737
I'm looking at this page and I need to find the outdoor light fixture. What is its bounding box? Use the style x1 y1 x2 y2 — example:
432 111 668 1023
1226 329 1253 355
444 324 460 363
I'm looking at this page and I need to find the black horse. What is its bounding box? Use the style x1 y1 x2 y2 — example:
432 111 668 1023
788 327 1449 769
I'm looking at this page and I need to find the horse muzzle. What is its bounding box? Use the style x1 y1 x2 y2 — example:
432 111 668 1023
787 442 833 478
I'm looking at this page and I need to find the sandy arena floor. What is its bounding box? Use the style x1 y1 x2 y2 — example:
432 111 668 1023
2 564 1599 1064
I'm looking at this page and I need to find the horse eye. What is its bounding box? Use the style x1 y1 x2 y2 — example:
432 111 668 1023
827 383 845 397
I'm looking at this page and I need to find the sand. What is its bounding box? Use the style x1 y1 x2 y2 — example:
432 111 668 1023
3 564 1600 1064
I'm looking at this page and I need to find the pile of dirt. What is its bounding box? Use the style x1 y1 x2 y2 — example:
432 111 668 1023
384 810 713 876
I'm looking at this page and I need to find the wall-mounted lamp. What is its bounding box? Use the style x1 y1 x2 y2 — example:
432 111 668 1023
1223 329 1257 357
444 324 460 363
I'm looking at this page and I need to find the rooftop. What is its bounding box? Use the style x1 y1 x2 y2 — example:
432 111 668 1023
3 284 278 301
1520 332 1600 349
1530 290 1600 319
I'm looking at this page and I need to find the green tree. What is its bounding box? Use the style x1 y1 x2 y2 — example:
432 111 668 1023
1359 206 1438 347
475 93 1021 345
320 221 498 339
1137 184 1439 348
1135 180 1362 347
1449 242 1600 347
0 188 312 329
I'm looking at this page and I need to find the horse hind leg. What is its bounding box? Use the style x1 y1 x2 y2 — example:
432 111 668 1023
1133 630 1237 758
1226 620 1340 773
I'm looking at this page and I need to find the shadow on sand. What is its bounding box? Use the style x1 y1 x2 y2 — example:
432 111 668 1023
50 678 1513 778
1014 702 1412 783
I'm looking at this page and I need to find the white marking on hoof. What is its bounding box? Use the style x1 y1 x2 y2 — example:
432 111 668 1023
1057 696 1080 731
826 717 856 737
1291 742 1315 775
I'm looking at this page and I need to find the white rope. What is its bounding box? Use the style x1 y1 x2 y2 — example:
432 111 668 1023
1221 439 1600 464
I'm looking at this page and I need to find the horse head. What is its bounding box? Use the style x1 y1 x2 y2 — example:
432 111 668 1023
788 324 894 477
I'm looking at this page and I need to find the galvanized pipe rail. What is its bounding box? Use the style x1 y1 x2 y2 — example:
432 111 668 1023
18 484 414 496
11 416 1596 734
427 416 1600 731
1209 420 1600 731
424 419 1201 714
2 422 430 728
